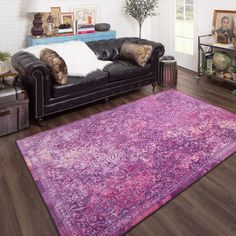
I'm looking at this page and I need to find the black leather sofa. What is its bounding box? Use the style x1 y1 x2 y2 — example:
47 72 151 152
12 37 164 124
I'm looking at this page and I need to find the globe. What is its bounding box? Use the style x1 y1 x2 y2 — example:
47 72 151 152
213 52 231 71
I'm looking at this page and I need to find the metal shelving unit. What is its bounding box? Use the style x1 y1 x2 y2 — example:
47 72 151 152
196 34 236 95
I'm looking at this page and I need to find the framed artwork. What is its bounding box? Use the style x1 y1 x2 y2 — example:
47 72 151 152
213 10 236 43
60 12 75 26
70 5 100 25
51 7 61 28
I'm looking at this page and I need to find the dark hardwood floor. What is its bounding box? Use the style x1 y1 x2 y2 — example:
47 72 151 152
0 68 236 236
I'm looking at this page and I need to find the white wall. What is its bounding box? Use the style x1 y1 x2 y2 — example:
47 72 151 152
151 0 172 54
5 0 233 66
0 0 152 55
198 1 236 35
56 0 152 40
151 0 236 71
0 0 30 54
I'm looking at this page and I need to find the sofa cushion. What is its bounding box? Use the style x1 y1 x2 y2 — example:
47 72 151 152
52 70 109 98
120 41 153 67
103 60 152 82
40 48 68 85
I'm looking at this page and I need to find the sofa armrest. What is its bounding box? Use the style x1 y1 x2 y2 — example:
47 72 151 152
11 51 51 119
11 51 50 78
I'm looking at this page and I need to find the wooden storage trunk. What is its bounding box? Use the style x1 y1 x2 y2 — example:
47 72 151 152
0 86 29 136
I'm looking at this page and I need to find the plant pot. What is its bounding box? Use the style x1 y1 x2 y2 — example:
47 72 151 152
4 73 17 86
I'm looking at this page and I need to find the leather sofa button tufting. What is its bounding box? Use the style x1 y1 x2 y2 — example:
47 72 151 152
100 50 109 60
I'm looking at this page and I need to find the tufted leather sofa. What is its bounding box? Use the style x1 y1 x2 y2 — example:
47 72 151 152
12 37 164 123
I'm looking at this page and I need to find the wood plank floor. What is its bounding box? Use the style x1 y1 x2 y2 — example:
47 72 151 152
0 68 236 236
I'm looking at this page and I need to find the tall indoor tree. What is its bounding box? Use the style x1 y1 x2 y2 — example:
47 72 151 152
125 0 159 38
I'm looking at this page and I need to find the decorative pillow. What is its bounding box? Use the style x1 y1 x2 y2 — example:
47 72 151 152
40 48 68 85
120 41 153 67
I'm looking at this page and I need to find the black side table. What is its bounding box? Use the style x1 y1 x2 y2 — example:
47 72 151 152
159 56 178 88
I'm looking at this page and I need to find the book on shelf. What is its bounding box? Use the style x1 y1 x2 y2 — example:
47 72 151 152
78 30 96 34
58 28 73 34
78 28 95 33
78 27 95 31
77 24 94 29
57 33 74 36
77 24 95 34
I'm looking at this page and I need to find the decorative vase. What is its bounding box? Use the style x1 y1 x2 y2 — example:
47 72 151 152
31 13 44 37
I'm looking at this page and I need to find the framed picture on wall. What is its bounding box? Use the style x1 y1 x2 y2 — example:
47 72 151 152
70 5 100 25
213 10 236 43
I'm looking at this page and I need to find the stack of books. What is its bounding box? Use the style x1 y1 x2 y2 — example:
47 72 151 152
57 28 74 36
77 24 95 34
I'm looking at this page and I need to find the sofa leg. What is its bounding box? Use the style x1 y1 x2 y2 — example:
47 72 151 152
37 118 45 127
152 83 157 91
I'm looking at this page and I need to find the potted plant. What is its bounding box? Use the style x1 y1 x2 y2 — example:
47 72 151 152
125 0 159 38
0 51 11 75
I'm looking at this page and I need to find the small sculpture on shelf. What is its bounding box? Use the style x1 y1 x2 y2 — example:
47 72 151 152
46 13 54 37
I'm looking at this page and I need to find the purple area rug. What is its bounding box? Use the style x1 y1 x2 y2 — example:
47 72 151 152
17 90 236 236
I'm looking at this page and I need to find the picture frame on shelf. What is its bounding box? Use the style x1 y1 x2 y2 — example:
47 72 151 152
51 7 61 28
70 5 100 25
212 10 236 43
60 12 75 26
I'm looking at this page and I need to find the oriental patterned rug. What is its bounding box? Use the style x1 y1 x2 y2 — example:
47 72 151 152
17 90 236 236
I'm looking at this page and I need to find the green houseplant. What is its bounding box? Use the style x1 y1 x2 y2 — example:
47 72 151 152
0 51 11 62
0 51 11 75
125 0 159 38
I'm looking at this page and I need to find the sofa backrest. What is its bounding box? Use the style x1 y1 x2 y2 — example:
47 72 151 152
87 38 127 61
86 37 164 62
